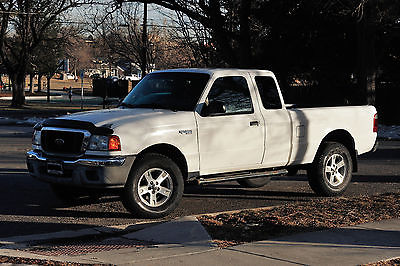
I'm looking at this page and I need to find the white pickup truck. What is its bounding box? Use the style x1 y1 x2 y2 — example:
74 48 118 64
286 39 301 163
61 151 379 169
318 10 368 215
26 69 378 218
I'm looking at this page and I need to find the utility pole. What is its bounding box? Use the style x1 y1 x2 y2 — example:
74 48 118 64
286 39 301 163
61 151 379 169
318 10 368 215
140 1 148 79
80 70 84 110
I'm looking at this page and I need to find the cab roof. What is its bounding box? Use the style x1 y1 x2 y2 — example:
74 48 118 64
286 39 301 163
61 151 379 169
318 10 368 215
150 68 274 76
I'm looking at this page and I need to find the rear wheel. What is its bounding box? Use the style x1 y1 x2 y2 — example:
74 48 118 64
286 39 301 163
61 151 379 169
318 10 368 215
307 142 353 196
237 176 271 188
121 153 184 218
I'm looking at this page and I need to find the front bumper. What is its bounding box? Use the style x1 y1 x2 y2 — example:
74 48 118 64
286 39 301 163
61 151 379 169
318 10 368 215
26 150 135 188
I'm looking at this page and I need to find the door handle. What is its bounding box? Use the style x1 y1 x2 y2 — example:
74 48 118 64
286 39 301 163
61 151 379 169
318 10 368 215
250 121 259 127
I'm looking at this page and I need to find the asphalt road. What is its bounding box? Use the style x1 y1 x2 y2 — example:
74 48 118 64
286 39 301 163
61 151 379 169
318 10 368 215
0 125 399 238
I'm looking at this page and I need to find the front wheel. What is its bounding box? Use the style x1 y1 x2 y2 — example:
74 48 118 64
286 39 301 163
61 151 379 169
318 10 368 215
307 142 353 196
121 153 184 218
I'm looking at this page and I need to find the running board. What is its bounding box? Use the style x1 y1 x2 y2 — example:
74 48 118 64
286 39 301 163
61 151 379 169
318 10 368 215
197 169 288 185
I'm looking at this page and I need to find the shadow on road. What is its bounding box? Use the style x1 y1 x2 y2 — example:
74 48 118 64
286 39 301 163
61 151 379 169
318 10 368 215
0 169 131 217
270 227 400 248
184 184 316 201
352 175 400 183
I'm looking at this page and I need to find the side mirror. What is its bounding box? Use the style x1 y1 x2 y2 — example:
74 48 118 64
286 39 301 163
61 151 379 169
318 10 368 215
201 100 226 116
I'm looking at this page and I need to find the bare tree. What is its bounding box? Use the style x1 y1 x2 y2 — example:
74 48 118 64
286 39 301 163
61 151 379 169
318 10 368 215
166 10 217 67
115 0 254 68
0 0 92 106
66 35 95 77
90 3 152 75
118 0 400 105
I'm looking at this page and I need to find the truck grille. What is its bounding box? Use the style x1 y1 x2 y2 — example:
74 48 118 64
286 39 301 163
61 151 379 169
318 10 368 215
41 128 88 155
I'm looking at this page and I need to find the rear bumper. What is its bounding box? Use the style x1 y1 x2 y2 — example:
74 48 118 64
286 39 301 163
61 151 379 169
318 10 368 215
26 150 135 188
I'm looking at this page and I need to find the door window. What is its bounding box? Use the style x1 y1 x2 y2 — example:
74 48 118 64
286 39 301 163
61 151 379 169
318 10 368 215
205 76 253 115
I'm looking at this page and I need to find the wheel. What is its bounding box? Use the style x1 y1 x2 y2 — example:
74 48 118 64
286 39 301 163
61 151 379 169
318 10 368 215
307 142 353 196
237 176 271 188
121 153 184 218
50 184 83 202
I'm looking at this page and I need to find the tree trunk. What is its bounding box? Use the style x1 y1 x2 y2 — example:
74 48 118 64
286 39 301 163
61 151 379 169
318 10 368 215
355 1 377 105
209 0 237 67
29 74 34 94
46 76 51 102
10 73 26 107
37 74 42 92
239 0 252 68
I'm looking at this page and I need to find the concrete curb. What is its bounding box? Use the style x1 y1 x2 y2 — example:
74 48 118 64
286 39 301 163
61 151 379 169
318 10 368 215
124 216 214 247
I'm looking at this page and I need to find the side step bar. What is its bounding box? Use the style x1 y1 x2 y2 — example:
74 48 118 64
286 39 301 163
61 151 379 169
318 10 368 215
197 169 288 185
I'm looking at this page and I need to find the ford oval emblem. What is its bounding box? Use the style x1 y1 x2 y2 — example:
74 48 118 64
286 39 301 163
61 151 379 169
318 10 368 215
54 138 65 146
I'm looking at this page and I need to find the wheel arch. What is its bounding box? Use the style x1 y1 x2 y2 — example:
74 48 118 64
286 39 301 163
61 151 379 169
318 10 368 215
317 130 358 172
134 143 189 180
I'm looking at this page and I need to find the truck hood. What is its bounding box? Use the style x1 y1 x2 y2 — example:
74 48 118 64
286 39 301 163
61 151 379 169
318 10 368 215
58 107 193 130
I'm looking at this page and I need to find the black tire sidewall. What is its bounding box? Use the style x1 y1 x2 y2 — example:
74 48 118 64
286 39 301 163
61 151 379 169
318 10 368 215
123 153 184 218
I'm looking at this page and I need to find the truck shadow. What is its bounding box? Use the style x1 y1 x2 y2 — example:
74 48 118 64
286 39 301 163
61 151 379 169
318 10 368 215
183 183 316 201
0 168 133 219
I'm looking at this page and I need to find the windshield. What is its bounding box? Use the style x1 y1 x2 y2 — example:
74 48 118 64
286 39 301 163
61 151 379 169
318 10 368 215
121 72 210 111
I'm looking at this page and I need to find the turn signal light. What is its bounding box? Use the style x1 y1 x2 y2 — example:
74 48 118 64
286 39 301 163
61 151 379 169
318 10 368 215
108 135 121 151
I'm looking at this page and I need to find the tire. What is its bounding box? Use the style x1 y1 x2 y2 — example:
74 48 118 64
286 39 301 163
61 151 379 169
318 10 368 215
121 153 184 218
307 142 353 196
237 176 271 188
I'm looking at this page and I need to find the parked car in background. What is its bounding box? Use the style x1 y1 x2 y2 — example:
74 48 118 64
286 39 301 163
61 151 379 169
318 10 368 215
122 75 140 81
66 73 76 80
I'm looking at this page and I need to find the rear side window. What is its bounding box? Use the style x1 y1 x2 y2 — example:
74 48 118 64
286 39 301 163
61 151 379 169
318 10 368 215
255 76 282 109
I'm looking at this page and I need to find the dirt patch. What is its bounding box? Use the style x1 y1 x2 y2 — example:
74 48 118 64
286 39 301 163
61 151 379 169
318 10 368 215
364 257 400 265
198 193 400 247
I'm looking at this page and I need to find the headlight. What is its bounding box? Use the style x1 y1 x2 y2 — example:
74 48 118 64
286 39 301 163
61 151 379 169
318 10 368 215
32 130 41 145
88 135 121 151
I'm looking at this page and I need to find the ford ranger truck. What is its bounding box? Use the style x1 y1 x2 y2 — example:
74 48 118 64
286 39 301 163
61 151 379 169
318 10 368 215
26 69 378 218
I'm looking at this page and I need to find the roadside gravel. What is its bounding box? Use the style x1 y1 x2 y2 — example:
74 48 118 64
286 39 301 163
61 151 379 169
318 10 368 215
0 256 103 265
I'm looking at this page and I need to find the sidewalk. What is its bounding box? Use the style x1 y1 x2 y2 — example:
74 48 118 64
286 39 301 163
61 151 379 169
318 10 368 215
0 216 399 265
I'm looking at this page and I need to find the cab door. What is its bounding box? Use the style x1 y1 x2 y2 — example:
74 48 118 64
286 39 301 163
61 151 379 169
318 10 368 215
195 74 265 175
250 74 292 168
